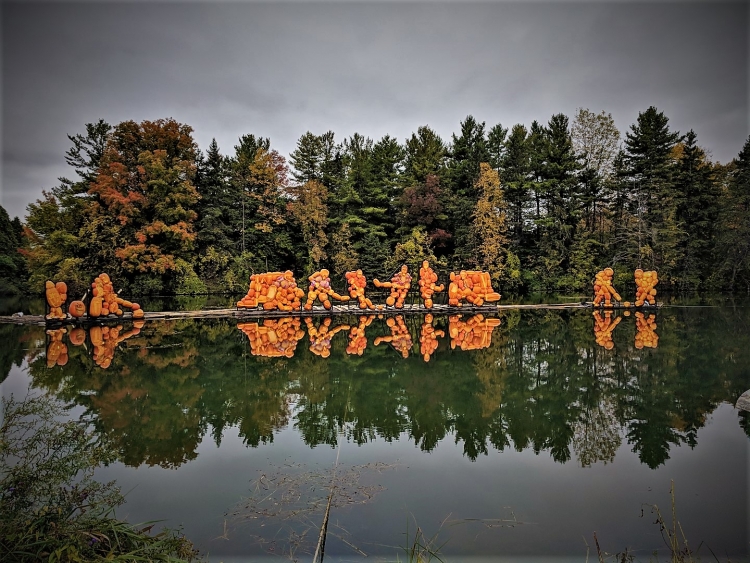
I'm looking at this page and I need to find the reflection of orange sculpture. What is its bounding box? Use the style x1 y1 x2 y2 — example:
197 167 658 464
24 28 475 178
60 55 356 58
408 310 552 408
237 317 305 358
346 270 377 310
634 269 658 307
373 265 412 308
634 312 659 349
304 317 350 358
304 269 349 311
346 315 375 355
593 310 621 350
593 268 621 308
238 271 305 311
45 281 68 320
419 313 444 362
88 323 143 369
447 271 501 307
448 314 501 350
46 328 68 367
374 315 413 358
418 261 444 309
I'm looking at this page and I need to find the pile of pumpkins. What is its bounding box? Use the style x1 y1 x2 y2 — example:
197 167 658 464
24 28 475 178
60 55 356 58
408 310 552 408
374 316 413 358
418 261 444 309
305 317 350 358
346 270 378 310
237 271 305 311
305 269 349 311
448 271 501 307
46 328 69 366
419 313 445 361
448 314 501 351
593 268 622 308
374 266 413 309
634 269 658 306
237 317 305 358
44 274 143 321
593 310 621 350
346 315 375 356
89 323 143 369
634 312 659 349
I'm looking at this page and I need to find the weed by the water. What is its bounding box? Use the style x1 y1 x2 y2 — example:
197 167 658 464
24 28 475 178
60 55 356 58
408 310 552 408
0 394 201 562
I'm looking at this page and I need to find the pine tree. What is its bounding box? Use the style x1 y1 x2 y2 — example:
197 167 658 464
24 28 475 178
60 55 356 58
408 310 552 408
673 130 719 288
622 106 681 276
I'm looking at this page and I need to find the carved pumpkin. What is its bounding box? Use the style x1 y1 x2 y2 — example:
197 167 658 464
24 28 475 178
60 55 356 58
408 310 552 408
68 300 86 318
89 296 103 317
69 328 86 346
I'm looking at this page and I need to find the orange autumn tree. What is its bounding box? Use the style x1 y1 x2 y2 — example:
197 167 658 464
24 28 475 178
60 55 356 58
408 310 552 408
83 119 201 293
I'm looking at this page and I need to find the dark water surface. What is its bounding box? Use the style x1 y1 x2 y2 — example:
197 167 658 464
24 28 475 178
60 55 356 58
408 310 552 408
1 302 748 561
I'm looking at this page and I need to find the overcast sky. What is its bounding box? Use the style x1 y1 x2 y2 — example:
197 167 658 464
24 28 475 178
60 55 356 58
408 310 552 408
2 1 747 220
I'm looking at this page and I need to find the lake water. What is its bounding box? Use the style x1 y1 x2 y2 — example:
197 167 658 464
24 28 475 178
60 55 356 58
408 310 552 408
1 300 748 561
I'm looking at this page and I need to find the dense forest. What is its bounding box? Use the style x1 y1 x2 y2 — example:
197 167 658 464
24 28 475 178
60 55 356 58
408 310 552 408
2 106 749 296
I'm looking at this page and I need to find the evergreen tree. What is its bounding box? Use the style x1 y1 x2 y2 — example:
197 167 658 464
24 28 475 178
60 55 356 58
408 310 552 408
622 106 681 276
195 139 236 255
715 135 750 290
445 116 490 262
673 130 719 288
0 206 25 294
501 124 532 252
402 126 446 188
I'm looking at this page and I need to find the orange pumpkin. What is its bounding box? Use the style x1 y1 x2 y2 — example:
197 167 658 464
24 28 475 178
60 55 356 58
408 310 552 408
89 296 103 317
132 309 144 319
68 300 86 318
55 281 67 294
69 328 86 346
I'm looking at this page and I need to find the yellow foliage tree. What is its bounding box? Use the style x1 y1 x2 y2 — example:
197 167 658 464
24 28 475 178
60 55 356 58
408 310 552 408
472 163 510 281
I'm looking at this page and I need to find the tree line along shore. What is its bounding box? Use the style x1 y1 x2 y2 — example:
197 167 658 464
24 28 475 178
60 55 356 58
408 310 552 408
1 107 749 298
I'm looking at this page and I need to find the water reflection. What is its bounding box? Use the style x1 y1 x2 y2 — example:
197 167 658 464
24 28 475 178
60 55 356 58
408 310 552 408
14 307 750 470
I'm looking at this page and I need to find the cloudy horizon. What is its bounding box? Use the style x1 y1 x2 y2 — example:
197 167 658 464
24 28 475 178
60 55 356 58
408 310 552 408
2 0 747 220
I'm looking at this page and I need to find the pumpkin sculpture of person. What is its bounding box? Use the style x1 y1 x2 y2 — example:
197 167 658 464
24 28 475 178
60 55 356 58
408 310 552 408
238 271 304 311
593 310 620 350
304 269 349 311
447 271 500 307
46 328 68 367
374 315 413 358
304 317 350 358
419 313 445 362
373 265 412 309
418 261 444 309
634 269 658 307
593 268 622 308
346 315 375 356
345 269 377 310
45 281 68 320
634 312 659 349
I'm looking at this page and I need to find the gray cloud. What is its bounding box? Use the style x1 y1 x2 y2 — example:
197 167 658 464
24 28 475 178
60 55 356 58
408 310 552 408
2 1 747 220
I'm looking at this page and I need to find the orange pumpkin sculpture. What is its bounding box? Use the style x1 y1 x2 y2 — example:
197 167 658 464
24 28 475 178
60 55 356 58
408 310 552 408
593 310 621 350
345 270 377 310
418 261 444 309
304 269 349 311
346 315 375 356
634 312 659 349
68 300 86 318
373 265 412 309
237 317 305 358
448 314 501 351
419 313 445 362
447 271 500 307
237 271 305 311
89 323 142 369
89 273 141 318
634 269 658 307
593 268 621 308
46 328 68 367
304 317 350 358
374 315 413 358
45 281 68 320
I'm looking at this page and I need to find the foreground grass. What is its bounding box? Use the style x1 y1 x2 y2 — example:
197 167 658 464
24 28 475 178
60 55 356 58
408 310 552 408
0 394 201 562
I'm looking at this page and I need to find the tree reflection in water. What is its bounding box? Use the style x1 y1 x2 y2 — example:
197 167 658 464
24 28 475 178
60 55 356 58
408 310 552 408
17 306 750 470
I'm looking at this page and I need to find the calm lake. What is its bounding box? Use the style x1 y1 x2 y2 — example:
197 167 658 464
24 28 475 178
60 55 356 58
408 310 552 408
1 298 748 561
